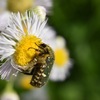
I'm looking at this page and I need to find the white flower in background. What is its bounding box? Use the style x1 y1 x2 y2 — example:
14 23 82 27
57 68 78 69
21 87 48 100
0 11 10 30
31 6 46 22
0 0 7 12
0 7 53 80
0 0 52 14
1 82 20 100
0 6 46 27
50 36 72 81
33 0 52 13
1 92 20 100
7 0 33 13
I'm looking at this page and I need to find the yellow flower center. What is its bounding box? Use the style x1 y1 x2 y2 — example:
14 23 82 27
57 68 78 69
7 0 33 13
14 35 42 66
55 48 69 67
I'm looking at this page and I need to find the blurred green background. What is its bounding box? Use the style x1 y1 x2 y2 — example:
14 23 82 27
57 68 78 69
0 0 100 100
48 0 100 100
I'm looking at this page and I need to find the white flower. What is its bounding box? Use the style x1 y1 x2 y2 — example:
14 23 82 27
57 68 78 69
32 6 46 22
1 82 20 100
33 0 52 13
0 10 52 80
21 87 48 100
0 0 52 14
0 0 7 12
1 92 20 100
50 36 72 81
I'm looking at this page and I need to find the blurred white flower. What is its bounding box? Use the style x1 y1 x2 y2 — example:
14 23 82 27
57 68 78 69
1 92 20 100
21 86 48 100
0 6 46 25
0 0 7 12
50 36 72 81
31 6 46 22
0 9 53 80
0 0 52 14
33 0 52 13
1 82 20 100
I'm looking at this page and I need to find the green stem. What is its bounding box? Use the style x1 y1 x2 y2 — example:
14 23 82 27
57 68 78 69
4 76 15 92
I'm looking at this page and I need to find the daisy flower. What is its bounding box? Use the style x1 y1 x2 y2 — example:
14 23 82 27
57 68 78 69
0 8 54 81
16 26 56 89
33 0 52 13
1 82 20 100
1 92 20 100
50 36 72 81
0 0 52 14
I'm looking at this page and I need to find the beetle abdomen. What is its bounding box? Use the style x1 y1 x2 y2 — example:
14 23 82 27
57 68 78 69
30 56 54 88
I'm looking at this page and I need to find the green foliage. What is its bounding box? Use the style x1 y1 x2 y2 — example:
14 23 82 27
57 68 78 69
48 0 100 100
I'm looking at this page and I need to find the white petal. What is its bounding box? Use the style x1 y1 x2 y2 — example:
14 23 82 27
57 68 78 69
22 11 47 38
0 35 16 46
50 61 72 81
0 58 18 80
55 36 66 48
5 27 22 41
11 12 24 34
0 50 15 61
37 20 47 37
40 26 56 46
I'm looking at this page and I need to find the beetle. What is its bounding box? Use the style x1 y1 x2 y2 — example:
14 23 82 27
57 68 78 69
19 43 54 88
